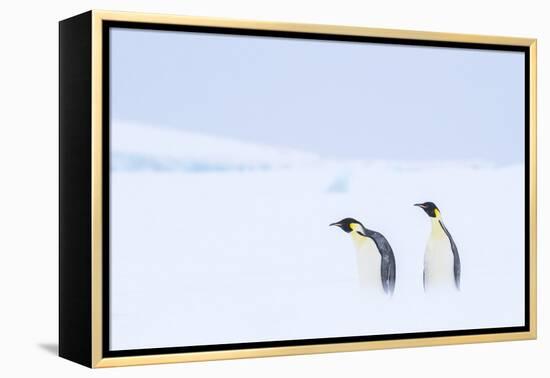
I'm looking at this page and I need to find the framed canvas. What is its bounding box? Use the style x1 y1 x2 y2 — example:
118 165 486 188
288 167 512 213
59 10 537 368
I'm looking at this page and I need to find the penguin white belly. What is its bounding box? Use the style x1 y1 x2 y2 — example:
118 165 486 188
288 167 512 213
424 236 454 291
354 238 383 293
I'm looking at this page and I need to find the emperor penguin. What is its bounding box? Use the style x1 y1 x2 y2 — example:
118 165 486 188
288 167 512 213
330 218 396 295
414 202 461 291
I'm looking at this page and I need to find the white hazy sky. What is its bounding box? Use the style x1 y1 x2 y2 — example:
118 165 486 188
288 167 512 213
110 27 525 164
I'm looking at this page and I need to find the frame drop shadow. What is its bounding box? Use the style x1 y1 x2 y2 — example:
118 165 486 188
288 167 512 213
38 343 58 355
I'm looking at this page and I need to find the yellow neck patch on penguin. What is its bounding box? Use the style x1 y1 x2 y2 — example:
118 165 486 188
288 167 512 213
349 223 367 247
430 211 447 239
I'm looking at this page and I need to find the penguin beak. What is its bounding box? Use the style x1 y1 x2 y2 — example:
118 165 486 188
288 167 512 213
414 203 426 208
329 222 341 228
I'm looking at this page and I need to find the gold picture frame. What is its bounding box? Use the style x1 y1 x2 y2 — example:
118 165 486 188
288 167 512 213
59 10 537 368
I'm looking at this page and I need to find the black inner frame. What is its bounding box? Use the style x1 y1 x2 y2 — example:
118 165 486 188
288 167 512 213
102 20 531 358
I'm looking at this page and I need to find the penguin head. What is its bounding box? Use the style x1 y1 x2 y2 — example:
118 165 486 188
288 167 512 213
330 218 363 233
414 202 440 218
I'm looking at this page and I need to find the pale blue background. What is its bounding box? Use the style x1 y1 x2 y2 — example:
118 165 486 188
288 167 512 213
110 28 525 164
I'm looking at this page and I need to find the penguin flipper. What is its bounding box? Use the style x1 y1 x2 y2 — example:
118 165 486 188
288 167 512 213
381 253 396 295
439 220 461 290
366 231 396 295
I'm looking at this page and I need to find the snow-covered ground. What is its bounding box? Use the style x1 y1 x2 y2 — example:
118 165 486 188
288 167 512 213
110 122 525 351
